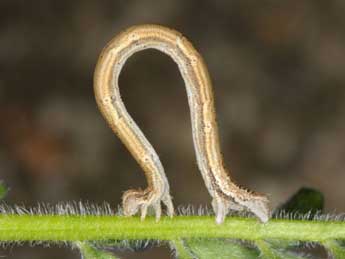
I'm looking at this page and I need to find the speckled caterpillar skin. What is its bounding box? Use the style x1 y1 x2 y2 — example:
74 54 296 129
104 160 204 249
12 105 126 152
94 24 270 223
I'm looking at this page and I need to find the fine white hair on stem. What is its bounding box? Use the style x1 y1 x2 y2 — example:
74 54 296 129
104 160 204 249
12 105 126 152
0 202 344 222
0 202 343 256
0 201 117 216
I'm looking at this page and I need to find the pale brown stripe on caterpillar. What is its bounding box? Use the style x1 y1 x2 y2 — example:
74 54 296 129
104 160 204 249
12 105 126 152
94 24 270 224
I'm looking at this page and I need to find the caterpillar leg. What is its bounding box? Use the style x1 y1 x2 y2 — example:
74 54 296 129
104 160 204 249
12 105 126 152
122 188 174 221
162 193 174 217
212 192 270 224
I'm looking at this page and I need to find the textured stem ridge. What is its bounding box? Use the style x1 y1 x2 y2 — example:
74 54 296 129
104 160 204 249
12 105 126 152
94 24 269 223
0 215 344 242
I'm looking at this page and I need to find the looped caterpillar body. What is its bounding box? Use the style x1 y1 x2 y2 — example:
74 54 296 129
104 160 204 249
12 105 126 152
94 24 270 224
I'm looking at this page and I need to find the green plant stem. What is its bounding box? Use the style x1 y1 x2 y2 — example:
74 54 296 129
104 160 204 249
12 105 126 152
0 215 344 242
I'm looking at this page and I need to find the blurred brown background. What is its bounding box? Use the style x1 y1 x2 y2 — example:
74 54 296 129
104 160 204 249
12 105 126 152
1 0 345 258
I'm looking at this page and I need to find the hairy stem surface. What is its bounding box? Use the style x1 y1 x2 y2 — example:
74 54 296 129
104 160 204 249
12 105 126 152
0 215 344 242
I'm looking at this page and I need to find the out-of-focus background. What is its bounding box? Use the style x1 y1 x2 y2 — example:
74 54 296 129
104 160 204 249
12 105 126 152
1 1 345 258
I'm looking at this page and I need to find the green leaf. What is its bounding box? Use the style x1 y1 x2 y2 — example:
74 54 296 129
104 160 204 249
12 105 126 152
185 238 259 259
75 241 120 259
171 239 194 259
256 240 281 259
274 187 324 219
0 181 8 200
268 187 324 258
322 240 345 259
255 240 307 259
